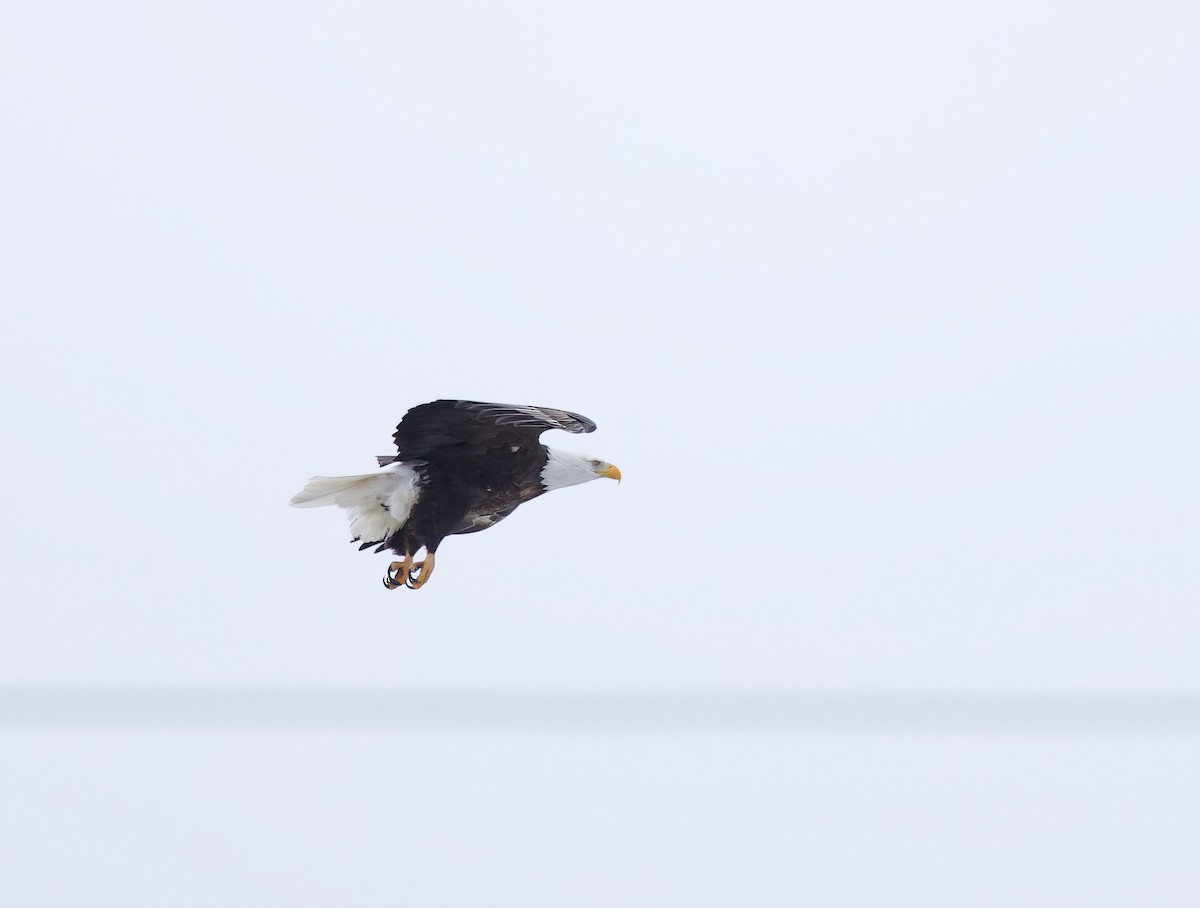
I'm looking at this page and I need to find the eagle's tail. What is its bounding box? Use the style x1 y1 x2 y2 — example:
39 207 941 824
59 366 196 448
288 473 377 508
289 464 420 548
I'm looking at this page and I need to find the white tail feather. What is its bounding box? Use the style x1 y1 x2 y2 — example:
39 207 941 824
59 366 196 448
290 463 420 545
289 474 373 508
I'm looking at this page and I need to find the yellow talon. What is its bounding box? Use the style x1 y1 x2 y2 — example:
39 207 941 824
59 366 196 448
383 552 414 590
406 550 436 589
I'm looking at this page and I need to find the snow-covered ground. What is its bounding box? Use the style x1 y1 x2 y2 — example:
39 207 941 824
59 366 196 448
4 693 1199 906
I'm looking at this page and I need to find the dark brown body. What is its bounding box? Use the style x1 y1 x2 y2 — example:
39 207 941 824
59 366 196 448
388 444 549 557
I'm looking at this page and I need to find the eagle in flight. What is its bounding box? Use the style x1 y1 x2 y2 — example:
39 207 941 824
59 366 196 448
290 400 620 589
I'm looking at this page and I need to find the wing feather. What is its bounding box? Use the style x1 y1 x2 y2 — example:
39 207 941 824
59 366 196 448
392 399 596 459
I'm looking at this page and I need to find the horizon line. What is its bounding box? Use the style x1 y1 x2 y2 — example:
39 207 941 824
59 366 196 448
2 686 1198 734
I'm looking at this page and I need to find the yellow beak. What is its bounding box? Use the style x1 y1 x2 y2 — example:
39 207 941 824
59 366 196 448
598 463 622 483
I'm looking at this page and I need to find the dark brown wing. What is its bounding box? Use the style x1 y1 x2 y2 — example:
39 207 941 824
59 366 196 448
448 504 521 535
391 399 597 460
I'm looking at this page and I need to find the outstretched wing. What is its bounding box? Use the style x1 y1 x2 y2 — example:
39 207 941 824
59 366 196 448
392 399 597 460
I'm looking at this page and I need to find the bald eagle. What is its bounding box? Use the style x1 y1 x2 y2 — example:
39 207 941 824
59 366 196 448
289 400 620 589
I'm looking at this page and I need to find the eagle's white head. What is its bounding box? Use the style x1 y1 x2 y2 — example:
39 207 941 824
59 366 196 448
540 447 622 492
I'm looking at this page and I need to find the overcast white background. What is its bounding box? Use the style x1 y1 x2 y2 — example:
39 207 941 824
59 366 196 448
2 0 1198 904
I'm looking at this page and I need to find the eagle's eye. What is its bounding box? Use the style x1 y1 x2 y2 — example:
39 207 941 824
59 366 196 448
590 460 602 469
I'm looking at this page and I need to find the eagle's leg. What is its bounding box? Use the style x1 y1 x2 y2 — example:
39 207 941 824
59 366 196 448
406 550 436 589
383 552 414 590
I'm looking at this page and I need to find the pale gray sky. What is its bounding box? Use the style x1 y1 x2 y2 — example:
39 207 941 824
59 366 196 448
2 0 1198 903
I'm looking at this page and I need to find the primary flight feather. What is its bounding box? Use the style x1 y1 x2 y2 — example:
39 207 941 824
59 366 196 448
290 399 620 589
